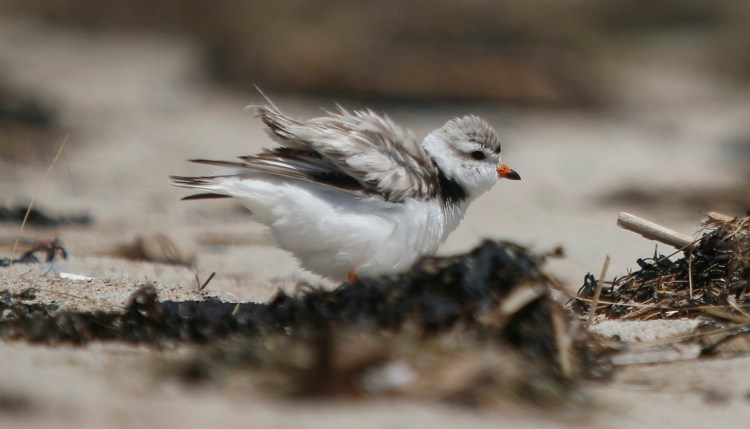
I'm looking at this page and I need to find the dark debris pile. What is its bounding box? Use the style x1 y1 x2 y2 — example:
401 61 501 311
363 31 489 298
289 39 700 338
0 287 263 345
574 214 750 319
1 241 560 343
1 241 610 407
267 241 548 332
0 238 68 268
0 205 91 227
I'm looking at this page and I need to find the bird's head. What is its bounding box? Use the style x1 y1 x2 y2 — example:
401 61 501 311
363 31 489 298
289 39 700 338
422 115 519 200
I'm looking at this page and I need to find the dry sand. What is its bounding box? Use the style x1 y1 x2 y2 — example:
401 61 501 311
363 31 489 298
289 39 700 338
2 18 750 428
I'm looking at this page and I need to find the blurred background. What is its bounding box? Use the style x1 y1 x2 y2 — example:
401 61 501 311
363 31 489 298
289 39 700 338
1 4 750 427
1 0 750 288
2 0 749 104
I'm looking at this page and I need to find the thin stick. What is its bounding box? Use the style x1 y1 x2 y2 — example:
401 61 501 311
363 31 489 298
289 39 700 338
199 272 216 291
61 147 77 196
587 255 611 325
8 136 69 277
617 212 694 250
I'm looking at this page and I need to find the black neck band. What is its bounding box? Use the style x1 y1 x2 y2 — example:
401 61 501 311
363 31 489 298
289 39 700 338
433 160 468 205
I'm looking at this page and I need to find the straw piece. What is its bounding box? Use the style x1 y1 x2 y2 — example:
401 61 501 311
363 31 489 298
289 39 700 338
617 212 694 250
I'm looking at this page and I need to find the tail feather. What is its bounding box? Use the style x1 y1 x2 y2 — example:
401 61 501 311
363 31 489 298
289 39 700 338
169 175 217 187
169 174 233 199
170 152 257 202
189 159 249 169
181 193 231 201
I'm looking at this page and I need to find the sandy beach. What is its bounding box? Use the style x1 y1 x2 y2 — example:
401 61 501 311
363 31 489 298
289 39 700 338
2 17 750 428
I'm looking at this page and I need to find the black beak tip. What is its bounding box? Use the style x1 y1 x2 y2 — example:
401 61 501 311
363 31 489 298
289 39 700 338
507 170 521 181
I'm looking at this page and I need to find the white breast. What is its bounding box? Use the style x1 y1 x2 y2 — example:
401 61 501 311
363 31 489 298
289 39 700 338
228 177 464 279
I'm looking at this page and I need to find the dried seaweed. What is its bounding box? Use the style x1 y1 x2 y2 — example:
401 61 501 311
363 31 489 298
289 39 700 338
574 214 750 319
168 240 609 406
0 205 91 227
0 238 67 267
0 286 263 345
0 241 563 346
0 240 610 407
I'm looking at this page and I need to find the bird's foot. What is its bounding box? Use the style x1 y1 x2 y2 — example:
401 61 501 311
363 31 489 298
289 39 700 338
347 271 359 283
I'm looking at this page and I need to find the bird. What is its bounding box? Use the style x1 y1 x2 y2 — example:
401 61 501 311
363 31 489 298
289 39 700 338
171 99 520 282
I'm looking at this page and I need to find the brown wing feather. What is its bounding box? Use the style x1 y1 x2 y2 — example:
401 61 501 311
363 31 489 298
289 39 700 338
247 104 440 202
180 151 367 196
181 193 231 201
173 102 440 203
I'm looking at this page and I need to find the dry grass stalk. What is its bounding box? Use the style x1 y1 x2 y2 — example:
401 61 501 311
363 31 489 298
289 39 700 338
199 272 216 291
586 255 610 325
7 136 68 277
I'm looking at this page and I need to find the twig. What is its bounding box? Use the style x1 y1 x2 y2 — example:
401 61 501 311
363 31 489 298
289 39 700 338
199 272 216 291
586 255 611 325
617 212 694 250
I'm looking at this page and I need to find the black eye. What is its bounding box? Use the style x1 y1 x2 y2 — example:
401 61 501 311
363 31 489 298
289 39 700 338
470 151 486 161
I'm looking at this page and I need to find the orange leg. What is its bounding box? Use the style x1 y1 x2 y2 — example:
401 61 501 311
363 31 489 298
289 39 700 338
347 271 359 283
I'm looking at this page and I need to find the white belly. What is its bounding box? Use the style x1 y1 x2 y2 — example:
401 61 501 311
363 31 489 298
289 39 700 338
230 178 466 280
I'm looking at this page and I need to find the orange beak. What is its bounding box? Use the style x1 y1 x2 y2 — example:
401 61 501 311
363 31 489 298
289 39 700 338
497 163 521 180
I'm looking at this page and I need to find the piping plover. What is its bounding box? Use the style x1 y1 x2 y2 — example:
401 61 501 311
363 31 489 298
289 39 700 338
171 100 520 281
